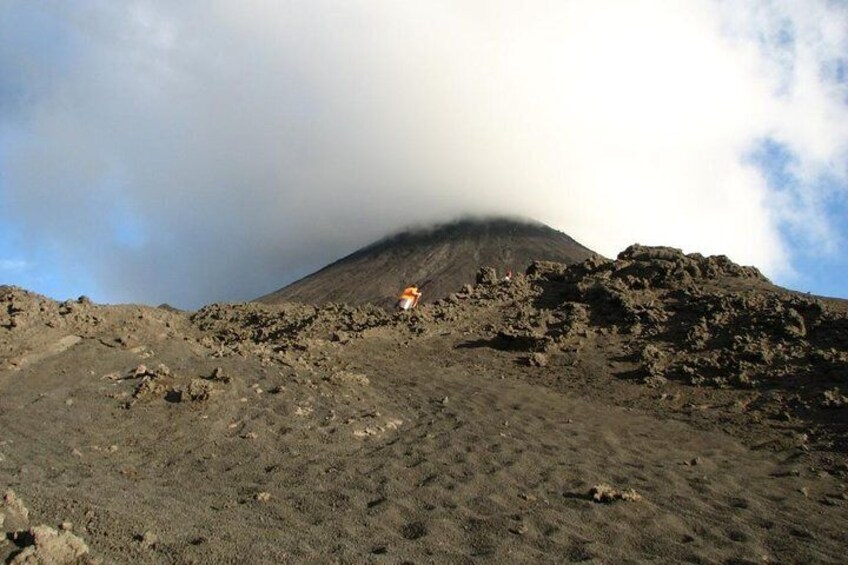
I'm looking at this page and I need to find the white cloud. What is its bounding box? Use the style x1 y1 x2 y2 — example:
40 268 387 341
1 0 846 306
0 259 29 273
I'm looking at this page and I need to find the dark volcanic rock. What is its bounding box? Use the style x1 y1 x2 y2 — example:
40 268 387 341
475 267 499 286
500 245 847 451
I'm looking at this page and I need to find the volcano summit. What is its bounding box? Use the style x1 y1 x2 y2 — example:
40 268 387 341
257 217 596 307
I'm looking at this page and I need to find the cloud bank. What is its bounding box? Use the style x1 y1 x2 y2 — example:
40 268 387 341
1 0 846 307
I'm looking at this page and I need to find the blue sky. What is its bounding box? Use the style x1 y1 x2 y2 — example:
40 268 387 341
1 1 847 308
748 139 848 297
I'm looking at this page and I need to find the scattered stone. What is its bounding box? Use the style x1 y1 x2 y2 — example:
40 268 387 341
3 489 30 531
133 375 168 400
114 333 140 348
331 331 350 344
254 492 271 503
527 352 548 367
183 379 214 401
294 405 313 417
508 523 529 536
589 484 642 503
643 375 667 388
476 267 499 285
822 388 847 409
353 418 403 438
9 525 90 564
327 371 370 386
209 367 230 383
385 418 403 430
59 521 73 531
353 427 379 438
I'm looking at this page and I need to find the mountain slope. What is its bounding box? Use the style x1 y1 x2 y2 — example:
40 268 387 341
256 217 597 306
3 245 847 563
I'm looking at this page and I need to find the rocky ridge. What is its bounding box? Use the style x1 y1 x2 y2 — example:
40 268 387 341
181 244 848 454
3 243 846 458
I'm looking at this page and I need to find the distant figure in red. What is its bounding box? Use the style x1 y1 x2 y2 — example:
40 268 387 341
397 285 422 311
503 269 513 283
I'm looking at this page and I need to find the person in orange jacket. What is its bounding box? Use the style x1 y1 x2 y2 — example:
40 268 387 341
397 285 422 311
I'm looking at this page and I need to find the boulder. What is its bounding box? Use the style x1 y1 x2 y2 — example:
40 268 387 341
475 267 499 285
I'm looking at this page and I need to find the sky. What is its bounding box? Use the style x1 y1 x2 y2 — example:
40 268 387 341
0 0 846 309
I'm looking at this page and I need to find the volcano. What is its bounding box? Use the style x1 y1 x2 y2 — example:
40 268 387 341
2 240 848 563
257 217 596 307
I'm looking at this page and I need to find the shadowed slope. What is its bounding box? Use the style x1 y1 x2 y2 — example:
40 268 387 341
256 217 597 307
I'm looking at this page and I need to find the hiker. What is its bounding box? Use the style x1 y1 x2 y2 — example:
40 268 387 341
397 285 422 311
503 269 513 283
